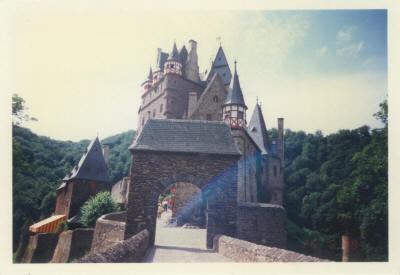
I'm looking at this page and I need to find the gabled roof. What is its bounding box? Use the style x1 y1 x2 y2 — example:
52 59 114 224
223 62 246 108
129 119 241 156
248 103 271 155
188 73 226 119
63 137 110 183
206 46 232 85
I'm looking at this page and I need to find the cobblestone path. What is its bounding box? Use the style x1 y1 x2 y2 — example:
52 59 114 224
143 210 232 263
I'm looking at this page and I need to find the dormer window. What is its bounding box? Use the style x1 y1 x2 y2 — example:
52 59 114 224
213 96 218 103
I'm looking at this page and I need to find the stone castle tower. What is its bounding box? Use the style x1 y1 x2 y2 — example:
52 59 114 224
136 40 284 205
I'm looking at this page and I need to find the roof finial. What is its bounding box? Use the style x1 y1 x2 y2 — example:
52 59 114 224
256 96 259 105
216 36 221 46
234 59 237 74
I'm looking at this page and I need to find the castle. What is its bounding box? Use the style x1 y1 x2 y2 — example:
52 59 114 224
135 40 284 205
23 39 288 263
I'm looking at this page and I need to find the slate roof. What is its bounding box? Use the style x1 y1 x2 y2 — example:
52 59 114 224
167 42 179 61
248 103 271 155
223 62 246 108
179 45 188 65
63 137 110 183
129 119 241 156
155 50 169 71
141 66 153 86
206 46 232 86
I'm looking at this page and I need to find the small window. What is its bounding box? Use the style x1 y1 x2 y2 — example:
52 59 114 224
213 96 218 103
273 166 277 177
171 64 174 69
160 104 163 113
238 111 244 119
153 109 156 117
206 114 212 121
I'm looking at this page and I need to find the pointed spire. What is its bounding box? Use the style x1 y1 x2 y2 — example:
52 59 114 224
168 41 179 61
248 103 271 155
206 46 232 85
223 60 246 108
147 66 153 81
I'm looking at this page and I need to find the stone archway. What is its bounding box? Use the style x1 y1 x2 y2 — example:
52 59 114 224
124 151 239 248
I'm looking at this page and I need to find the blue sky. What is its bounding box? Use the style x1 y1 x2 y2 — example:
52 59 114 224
1 6 388 141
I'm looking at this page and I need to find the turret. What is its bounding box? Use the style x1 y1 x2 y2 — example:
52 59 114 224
185 39 200 83
222 61 247 130
153 48 168 85
141 66 153 92
164 42 182 76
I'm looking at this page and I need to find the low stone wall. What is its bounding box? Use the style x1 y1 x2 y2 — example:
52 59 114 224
214 235 329 262
90 211 126 254
51 228 94 263
237 202 286 249
74 229 149 263
22 233 59 263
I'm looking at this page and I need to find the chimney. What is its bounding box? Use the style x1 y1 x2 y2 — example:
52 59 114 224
277 118 284 166
102 144 109 169
187 92 198 118
185 40 200 83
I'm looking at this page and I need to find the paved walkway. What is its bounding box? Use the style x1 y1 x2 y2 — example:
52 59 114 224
143 210 232 263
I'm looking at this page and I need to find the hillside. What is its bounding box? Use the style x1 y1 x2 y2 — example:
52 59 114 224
12 126 135 249
12 102 387 261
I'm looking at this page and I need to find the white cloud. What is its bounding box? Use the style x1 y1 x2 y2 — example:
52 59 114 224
316 46 328 56
336 25 357 43
337 41 364 57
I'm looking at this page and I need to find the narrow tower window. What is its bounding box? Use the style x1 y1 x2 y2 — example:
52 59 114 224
213 96 218 102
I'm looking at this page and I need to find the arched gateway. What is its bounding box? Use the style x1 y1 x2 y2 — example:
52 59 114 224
124 119 241 248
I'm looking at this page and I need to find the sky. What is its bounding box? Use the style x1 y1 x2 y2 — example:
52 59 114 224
1 4 389 141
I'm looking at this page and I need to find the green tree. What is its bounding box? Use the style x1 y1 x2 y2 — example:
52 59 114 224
80 192 120 227
12 94 37 126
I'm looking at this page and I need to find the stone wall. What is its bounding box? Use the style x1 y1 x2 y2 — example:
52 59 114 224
22 233 59 263
75 229 149 263
51 228 94 263
125 151 239 249
170 182 204 226
90 211 126 254
232 129 260 203
214 235 329 262
111 177 130 209
189 73 227 122
237 202 286 249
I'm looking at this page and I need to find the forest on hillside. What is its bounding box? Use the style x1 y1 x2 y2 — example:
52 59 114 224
12 98 387 261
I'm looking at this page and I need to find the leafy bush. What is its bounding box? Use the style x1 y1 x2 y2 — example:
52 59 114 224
80 192 120 227
55 220 68 233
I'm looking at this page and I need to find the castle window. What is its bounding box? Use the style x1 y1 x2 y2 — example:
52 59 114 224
171 64 174 69
153 109 156 117
238 111 244 119
273 165 277 177
160 104 163 113
213 96 218 102
206 114 212 121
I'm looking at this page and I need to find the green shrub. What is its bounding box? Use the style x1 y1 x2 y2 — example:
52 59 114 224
80 191 120 227
55 220 68 233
